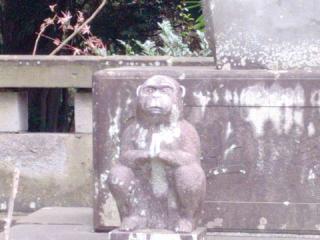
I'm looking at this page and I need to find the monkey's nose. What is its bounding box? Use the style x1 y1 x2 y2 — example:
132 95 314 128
152 91 162 97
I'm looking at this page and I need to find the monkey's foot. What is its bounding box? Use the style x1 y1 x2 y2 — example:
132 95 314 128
174 218 194 233
119 215 147 232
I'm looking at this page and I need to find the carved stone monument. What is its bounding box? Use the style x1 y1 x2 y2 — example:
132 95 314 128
94 73 207 239
203 0 320 69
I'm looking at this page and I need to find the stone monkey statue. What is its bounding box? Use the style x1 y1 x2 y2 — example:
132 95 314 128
108 75 206 233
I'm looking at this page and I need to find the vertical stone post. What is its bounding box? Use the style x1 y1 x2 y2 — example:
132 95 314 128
74 90 93 133
0 90 28 132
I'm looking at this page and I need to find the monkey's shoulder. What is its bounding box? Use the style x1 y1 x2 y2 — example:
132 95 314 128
179 120 200 137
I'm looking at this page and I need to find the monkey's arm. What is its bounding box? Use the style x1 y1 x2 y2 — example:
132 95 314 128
119 123 150 168
120 150 150 168
158 121 201 167
158 150 198 167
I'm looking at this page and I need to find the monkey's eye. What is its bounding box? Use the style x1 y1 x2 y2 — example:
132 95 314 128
143 87 156 94
160 87 173 94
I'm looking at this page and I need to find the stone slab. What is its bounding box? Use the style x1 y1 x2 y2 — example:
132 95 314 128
203 0 320 69
0 56 214 88
0 91 28 132
109 228 206 240
0 133 92 212
93 67 320 234
16 207 92 225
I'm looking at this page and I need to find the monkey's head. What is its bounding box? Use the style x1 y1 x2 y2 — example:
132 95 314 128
136 75 185 126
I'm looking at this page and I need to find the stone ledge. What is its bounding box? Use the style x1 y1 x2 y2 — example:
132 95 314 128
0 56 214 88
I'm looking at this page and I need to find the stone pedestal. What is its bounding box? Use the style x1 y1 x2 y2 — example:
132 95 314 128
108 228 206 240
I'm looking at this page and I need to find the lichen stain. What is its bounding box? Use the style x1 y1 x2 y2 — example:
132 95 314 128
108 107 122 162
308 122 316 137
193 91 211 116
239 83 305 137
257 217 268 230
207 218 224 228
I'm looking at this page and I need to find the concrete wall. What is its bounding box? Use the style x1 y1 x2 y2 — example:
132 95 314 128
0 56 215 213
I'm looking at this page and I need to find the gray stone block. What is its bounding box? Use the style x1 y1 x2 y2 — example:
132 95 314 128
75 92 93 133
0 91 28 132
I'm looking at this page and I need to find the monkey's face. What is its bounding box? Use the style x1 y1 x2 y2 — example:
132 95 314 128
136 76 185 125
138 80 175 116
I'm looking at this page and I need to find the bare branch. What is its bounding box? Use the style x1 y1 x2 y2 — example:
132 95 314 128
49 0 107 56
33 27 47 55
4 167 20 240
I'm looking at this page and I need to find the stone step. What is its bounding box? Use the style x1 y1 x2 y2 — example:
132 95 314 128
1 207 320 240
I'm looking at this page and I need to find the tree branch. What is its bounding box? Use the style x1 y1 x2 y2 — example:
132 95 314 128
4 167 20 240
49 0 107 55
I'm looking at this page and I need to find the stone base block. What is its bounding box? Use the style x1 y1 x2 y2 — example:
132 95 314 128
0 133 92 212
108 228 207 240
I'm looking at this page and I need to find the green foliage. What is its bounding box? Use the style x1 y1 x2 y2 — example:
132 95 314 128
119 20 211 57
184 0 205 30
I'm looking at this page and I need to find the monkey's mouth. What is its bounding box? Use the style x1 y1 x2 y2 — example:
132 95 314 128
147 107 164 114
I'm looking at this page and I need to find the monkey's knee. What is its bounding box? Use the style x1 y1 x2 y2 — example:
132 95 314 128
108 164 135 193
175 164 206 194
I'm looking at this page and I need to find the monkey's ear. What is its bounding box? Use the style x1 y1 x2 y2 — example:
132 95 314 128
136 85 142 96
180 85 186 98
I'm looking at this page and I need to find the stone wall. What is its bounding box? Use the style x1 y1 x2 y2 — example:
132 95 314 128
93 67 320 234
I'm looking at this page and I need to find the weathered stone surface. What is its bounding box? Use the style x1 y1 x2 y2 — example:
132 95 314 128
0 134 92 212
0 91 28 132
75 91 93 133
109 228 206 240
93 67 320 234
203 0 320 69
0 56 214 88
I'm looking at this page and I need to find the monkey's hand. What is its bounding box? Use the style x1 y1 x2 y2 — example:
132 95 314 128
157 150 196 167
120 150 150 169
